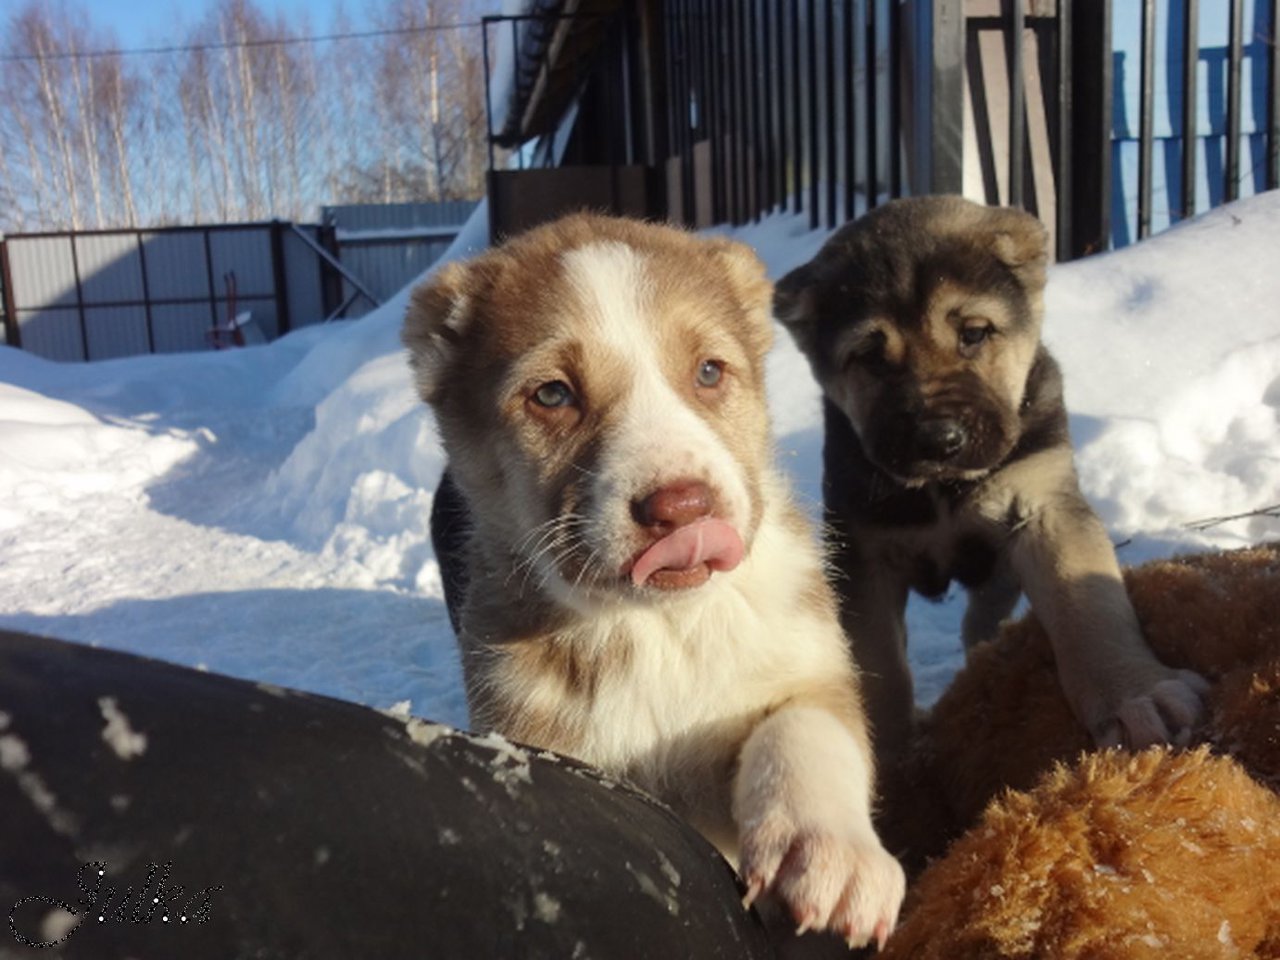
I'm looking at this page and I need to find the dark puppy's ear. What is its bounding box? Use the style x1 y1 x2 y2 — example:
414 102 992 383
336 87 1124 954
402 260 476 404
987 205 1049 291
773 261 819 355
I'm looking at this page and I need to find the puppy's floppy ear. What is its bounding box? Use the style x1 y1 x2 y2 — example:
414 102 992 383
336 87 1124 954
705 236 775 354
402 260 474 404
773 261 818 355
987 206 1049 290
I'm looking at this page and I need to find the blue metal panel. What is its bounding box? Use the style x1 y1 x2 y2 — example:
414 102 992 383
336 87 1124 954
319 201 477 319
15 307 83 361
75 234 144 305
150 304 213 354
1111 0 1273 243
83 306 150 360
209 229 274 298
141 232 212 301
283 227 325 329
6 238 77 309
340 241 450 308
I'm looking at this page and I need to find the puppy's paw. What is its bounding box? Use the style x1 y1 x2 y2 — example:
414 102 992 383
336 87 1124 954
740 814 905 949
1090 667 1210 750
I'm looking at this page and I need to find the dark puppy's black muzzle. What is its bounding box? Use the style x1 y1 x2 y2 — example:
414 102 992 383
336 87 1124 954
911 417 968 463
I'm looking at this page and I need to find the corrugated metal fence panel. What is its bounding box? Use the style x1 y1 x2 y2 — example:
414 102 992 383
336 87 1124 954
151 304 212 354
76 234 144 304
209 229 274 297
141 232 211 301
7 237 77 308
84 306 150 360
321 200 478 319
206 228 279 340
4 206 481 360
337 241 454 317
17 308 82 361
8 235 83 361
283 227 325 329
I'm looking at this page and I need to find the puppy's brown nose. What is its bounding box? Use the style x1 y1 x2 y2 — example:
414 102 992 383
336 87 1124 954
915 418 967 461
631 481 713 531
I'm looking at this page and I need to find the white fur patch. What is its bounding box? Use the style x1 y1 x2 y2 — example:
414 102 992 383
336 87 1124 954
734 706 905 945
734 706 873 833
554 242 753 596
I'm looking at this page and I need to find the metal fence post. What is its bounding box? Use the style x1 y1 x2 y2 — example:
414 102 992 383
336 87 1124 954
866 0 880 209
1137 0 1156 238
0 239 19 348
1055 0 1074 260
270 219 293 336
1068 0 1112 257
1008 0 1026 209
930 0 965 195
1179 0 1199 220
1270 0 1279 191
134 230 156 354
67 236 90 362
1225 0 1243 202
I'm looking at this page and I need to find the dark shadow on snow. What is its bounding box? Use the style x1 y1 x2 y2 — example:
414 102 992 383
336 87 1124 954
0 588 463 725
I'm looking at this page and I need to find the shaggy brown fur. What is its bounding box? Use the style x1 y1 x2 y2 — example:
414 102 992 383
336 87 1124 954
881 747 1280 959
876 543 1280 956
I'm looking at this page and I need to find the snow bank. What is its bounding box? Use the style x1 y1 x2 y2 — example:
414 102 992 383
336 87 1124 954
1046 191 1280 552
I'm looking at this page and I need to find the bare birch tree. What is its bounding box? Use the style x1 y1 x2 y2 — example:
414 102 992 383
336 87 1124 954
0 0 491 232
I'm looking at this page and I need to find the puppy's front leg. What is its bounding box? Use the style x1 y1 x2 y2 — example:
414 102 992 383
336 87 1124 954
1008 487 1207 748
829 542 914 762
734 703 905 949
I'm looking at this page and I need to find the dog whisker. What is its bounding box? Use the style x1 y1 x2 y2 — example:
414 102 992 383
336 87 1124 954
516 533 577 593
510 516 590 575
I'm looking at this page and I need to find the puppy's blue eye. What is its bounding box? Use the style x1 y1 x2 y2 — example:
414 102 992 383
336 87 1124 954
696 359 724 388
533 381 575 408
960 325 993 347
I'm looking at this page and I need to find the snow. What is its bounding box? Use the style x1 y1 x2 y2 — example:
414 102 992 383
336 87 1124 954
97 696 148 760
0 732 30 771
1 192 1278 731
39 907 79 945
533 892 562 924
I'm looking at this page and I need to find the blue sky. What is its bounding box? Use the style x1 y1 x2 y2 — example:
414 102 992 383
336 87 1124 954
0 0 373 48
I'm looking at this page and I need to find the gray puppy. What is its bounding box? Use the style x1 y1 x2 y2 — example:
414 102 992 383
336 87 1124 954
774 196 1206 761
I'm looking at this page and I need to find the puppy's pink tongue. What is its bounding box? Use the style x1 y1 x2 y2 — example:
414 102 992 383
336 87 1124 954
630 519 745 587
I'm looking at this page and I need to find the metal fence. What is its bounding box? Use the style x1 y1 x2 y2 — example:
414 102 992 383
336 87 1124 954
320 201 478 319
486 0 1280 260
0 222 327 362
1 201 477 362
662 0 909 231
1108 0 1279 245
657 0 1280 254
965 0 1279 255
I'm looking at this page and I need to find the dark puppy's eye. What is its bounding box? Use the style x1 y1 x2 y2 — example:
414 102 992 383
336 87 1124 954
846 329 886 367
532 380 575 408
696 359 725 388
959 325 993 348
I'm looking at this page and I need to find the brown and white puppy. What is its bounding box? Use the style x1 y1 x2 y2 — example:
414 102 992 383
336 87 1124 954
774 196 1207 763
404 214 904 948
